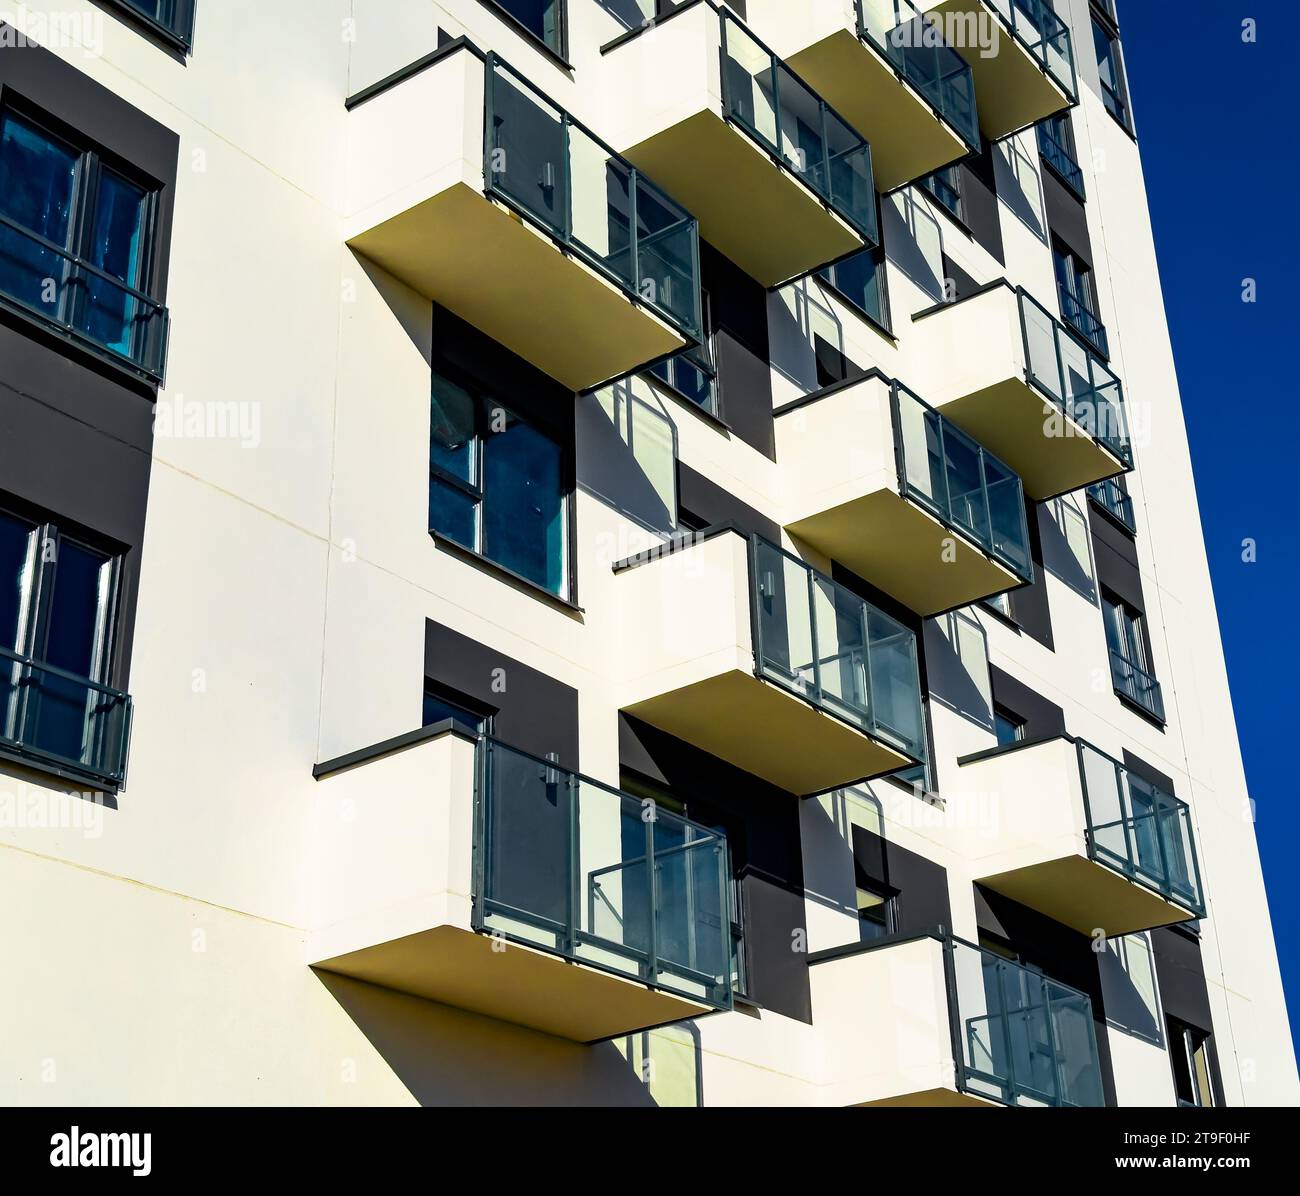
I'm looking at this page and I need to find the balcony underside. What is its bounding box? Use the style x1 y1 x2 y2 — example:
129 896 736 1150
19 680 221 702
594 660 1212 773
929 0 1071 137
623 111 863 287
785 29 968 191
312 924 713 1043
623 670 912 795
978 854 1196 937
787 490 1022 616
861 1088 997 1108
347 182 687 391
937 378 1126 500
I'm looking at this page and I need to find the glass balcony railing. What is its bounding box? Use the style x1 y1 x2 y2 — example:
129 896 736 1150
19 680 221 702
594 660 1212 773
1058 286 1109 357
1088 477 1136 532
893 383 1033 580
1037 120 1085 198
1018 287 1131 466
1078 740 1205 916
0 212 169 382
0 644 132 787
949 935 1104 1107
721 11 878 245
985 0 1078 99
856 0 981 151
474 735 735 1010
751 537 926 762
1109 650 1166 722
484 54 702 340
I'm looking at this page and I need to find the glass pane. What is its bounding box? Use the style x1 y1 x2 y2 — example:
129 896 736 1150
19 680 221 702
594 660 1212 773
812 574 869 725
984 456 1029 573
0 510 36 652
489 70 568 234
824 248 889 328
0 113 77 245
634 176 697 334
491 0 562 53
570 124 633 287
429 373 477 485
722 19 780 151
1022 293 1063 404
44 539 111 680
481 412 566 596
896 385 942 506
755 539 816 697
866 606 923 754
943 427 989 545
428 477 477 549
89 170 146 286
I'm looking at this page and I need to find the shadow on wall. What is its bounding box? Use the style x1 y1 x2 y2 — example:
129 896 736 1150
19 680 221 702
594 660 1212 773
352 253 435 367
1099 933 1166 1047
994 136 1048 245
1039 496 1097 604
924 611 995 730
316 970 668 1106
767 276 847 394
577 380 678 537
884 190 945 305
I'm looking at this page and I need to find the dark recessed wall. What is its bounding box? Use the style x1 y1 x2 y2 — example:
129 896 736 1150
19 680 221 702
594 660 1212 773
852 825 952 935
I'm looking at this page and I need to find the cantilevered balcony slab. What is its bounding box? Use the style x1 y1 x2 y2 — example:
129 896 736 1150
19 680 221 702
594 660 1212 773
344 45 699 391
957 737 1206 936
311 728 732 1042
744 0 979 191
814 933 1103 1107
776 376 1031 616
602 4 875 286
920 0 1076 138
613 529 924 795
911 282 1132 500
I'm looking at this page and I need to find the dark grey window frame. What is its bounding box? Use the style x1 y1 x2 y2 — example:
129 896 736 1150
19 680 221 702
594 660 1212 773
478 0 570 67
1091 7 1132 133
96 0 197 55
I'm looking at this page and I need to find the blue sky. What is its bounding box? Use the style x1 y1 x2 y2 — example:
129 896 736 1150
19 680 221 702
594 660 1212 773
1117 2 1298 1052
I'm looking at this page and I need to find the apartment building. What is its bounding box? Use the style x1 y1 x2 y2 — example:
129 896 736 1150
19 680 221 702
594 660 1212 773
0 0 1293 1108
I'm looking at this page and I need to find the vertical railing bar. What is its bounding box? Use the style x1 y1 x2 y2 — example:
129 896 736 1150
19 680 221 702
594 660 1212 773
807 565 821 707
645 805 659 987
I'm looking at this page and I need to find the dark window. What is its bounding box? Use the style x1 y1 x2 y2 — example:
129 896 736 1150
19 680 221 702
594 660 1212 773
485 0 566 57
105 0 197 51
649 289 719 415
1053 238 1108 355
0 504 127 779
819 244 891 333
857 880 898 942
919 163 963 223
1168 1017 1215 1107
429 370 570 600
993 704 1026 747
421 683 493 734
1092 15 1131 130
0 106 165 378
1102 589 1164 720
1037 112 1085 199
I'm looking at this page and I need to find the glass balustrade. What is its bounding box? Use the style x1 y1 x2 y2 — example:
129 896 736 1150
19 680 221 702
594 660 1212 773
0 644 132 786
750 537 926 762
986 0 1078 99
475 735 734 1009
1088 478 1136 532
485 55 702 340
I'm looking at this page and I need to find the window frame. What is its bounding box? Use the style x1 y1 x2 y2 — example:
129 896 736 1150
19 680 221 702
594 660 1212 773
428 370 575 605
1091 11 1132 132
479 0 569 65
993 703 1027 747
818 242 894 337
0 502 123 688
1052 237 1108 355
648 287 721 419
1167 1016 1216 1108
0 102 165 378
97 0 197 55
420 680 495 736
856 878 899 942
918 162 965 225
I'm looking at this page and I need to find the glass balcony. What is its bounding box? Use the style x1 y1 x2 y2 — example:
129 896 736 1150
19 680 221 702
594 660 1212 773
857 0 980 151
476 736 734 1010
1109 651 1166 722
957 736 1205 932
894 383 1032 581
310 725 731 1040
1038 117 1086 198
1020 287 1129 466
615 527 923 793
604 4 874 286
1088 477 1135 532
0 211 169 382
1058 286 1110 357
1079 741 1204 916
984 0 1077 100
344 44 700 390
0 644 132 788
486 55 701 341
949 936 1104 1107
720 11 878 246
778 375 1032 614
752 537 926 762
